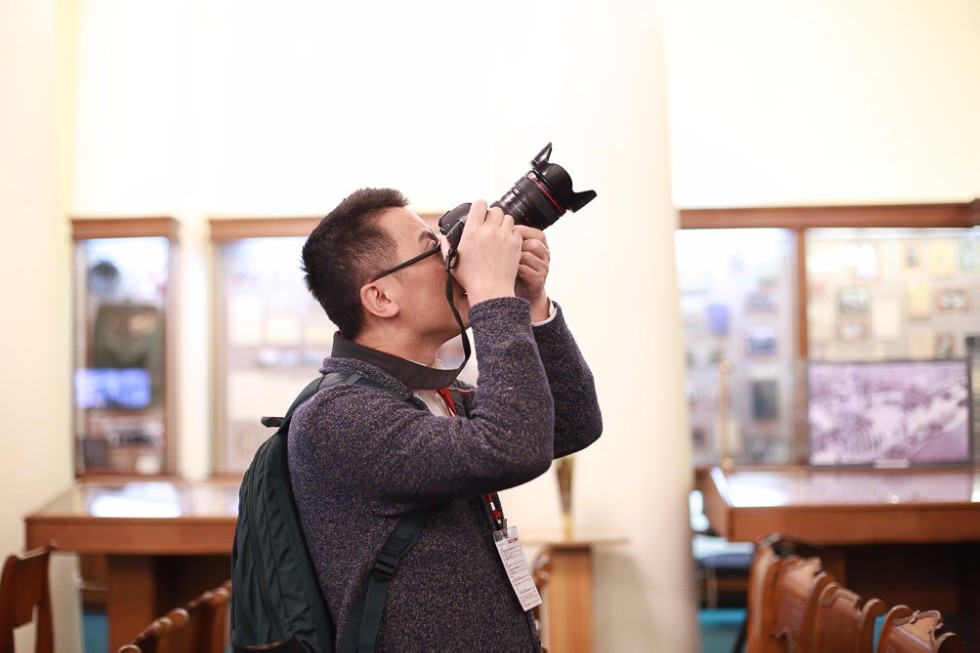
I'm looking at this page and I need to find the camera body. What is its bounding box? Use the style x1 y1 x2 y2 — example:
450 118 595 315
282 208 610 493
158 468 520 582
438 143 596 251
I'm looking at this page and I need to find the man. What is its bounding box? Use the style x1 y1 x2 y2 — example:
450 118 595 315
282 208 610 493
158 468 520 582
290 187 602 650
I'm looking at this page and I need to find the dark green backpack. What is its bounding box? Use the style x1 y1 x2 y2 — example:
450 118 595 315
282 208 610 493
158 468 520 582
230 372 427 652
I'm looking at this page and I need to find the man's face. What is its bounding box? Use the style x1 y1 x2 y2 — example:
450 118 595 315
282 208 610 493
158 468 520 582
374 207 470 343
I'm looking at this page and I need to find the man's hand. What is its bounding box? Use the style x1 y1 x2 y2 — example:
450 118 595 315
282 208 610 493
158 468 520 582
514 225 551 321
441 200 522 307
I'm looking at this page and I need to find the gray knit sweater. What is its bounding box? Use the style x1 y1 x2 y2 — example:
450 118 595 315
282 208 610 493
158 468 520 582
288 297 602 651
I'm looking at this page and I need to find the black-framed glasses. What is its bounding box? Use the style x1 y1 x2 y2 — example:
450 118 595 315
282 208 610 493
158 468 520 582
368 243 442 283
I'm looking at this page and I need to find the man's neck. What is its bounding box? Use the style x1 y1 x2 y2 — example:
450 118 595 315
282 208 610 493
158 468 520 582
355 328 442 368
332 331 463 390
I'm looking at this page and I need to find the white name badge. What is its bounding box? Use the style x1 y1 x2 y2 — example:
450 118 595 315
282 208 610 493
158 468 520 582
493 526 543 612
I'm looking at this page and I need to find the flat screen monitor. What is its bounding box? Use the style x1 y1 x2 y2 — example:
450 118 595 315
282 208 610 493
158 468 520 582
75 368 152 410
807 358 972 467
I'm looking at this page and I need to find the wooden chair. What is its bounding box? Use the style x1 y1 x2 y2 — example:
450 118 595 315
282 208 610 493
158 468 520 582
117 607 188 653
770 555 833 651
877 606 965 653
231 641 306 652
809 581 886 653
179 580 231 653
0 542 56 653
120 579 232 653
745 538 783 653
531 548 551 624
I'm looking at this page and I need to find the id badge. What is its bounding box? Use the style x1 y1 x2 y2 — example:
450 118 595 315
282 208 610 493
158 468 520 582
493 526 543 612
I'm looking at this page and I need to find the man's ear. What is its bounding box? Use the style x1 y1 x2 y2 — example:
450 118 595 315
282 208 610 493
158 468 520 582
360 282 400 319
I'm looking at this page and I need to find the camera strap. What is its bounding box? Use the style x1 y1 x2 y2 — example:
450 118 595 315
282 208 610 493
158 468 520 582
444 261 472 379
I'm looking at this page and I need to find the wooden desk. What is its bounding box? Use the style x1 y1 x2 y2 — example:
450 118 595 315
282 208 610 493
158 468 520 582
701 466 980 643
525 533 627 653
25 479 240 651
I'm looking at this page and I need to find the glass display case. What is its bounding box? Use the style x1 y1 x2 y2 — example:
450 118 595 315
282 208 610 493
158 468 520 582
72 218 178 476
675 228 800 466
806 227 978 362
676 202 979 467
210 218 329 475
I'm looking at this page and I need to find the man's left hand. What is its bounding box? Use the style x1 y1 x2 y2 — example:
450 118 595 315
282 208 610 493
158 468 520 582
514 225 551 321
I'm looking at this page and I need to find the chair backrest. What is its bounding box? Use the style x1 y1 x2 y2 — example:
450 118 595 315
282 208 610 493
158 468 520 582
179 580 232 653
770 555 833 651
877 606 965 653
746 540 782 653
0 542 56 653
810 580 886 653
117 607 189 653
530 549 552 623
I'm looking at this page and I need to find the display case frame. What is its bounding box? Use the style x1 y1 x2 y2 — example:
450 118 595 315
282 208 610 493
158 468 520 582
208 217 324 476
71 217 179 477
677 200 979 467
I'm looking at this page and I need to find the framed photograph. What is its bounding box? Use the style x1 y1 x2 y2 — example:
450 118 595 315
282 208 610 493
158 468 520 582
837 321 869 342
745 328 778 357
935 333 955 359
905 244 920 268
837 286 870 315
745 291 777 313
807 358 973 467
906 282 932 319
707 303 730 336
751 380 780 421
937 288 968 313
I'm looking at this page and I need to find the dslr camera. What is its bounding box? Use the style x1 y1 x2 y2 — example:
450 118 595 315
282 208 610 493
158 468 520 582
438 143 597 252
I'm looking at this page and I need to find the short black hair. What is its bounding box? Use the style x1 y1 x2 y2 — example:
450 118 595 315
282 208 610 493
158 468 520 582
302 188 408 339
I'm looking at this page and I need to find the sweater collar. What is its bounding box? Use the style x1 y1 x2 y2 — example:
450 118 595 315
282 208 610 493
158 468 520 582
331 333 460 390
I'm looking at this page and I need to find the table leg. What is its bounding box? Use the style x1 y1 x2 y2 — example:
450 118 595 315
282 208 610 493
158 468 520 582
545 545 594 653
106 556 157 651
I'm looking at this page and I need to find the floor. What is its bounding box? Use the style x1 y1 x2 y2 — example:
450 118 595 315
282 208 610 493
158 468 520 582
699 607 745 653
84 608 746 653
82 610 107 652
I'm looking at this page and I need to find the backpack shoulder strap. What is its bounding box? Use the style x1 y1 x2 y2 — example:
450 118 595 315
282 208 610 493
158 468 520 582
266 371 429 653
261 372 359 429
339 509 428 653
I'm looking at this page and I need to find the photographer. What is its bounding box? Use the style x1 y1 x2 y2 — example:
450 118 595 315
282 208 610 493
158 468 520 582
289 187 602 650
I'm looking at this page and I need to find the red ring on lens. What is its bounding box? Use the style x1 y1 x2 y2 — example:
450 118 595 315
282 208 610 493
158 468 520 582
527 172 563 211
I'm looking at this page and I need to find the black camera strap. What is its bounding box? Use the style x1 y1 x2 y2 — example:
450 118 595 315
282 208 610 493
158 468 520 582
443 247 472 380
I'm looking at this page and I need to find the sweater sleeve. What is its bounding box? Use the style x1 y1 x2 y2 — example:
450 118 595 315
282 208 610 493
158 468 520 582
531 302 603 458
292 298 556 508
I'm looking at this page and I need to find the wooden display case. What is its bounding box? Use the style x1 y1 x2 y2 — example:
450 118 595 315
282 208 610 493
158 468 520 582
209 217 325 475
677 201 979 467
71 217 179 476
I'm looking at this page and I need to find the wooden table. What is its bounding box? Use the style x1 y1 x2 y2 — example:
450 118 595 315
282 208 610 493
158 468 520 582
25 479 240 651
700 466 980 643
524 533 627 653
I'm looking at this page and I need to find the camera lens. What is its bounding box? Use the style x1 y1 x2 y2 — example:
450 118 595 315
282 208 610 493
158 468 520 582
438 143 596 250
493 143 596 231
492 172 566 231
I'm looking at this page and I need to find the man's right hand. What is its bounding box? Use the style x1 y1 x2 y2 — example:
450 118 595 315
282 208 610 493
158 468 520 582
440 200 522 307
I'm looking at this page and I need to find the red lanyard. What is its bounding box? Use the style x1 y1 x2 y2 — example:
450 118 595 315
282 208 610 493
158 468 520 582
435 387 457 416
434 387 507 532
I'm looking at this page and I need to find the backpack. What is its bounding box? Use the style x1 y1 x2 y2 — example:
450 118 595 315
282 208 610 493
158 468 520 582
230 372 428 652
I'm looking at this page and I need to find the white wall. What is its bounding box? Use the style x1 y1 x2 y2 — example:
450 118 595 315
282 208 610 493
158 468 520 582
0 0 81 650
10 1 976 651
66 0 698 651
664 0 980 207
